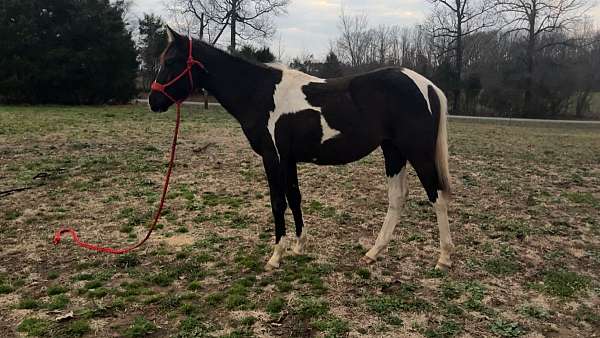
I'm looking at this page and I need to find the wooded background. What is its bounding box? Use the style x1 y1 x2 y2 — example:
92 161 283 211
2 0 599 119
291 1 600 119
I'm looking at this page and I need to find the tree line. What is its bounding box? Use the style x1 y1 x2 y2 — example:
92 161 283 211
294 1 600 118
0 0 285 104
0 0 138 104
2 0 599 119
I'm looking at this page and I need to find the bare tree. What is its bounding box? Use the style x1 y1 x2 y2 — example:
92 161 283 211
494 0 592 116
371 25 396 64
167 0 289 50
568 22 600 118
165 0 213 41
428 0 497 114
335 11 372 68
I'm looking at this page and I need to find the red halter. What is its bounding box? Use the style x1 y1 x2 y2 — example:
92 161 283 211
151 37 205 103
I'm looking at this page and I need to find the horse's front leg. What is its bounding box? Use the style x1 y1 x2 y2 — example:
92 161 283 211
262 151 288 270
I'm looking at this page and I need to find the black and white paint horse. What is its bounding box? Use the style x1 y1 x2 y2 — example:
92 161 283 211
149 27 454 271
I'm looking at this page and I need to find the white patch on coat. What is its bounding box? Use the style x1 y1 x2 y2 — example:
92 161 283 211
268 67 341 158
320 115 341 143
365 168 409 261
433 192 454 268
401 68 434 114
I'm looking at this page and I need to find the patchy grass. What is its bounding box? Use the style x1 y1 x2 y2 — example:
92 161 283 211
175 316 213 337
47 295 70 310
537 270 591 298
294 297 330 319
489 319 526 337
563 192 599 207
1 105 599 337
366 282 431 316
47 285 68 296
575 305 600 326
266 296 286 314
17 318 52 337
312 316 351 337
62 320 91 337
17 297 42 310
424 319 462 338
124 317 157 338
519 304 550 320
484 257 520 276
355 267 371 279
0 284 14 294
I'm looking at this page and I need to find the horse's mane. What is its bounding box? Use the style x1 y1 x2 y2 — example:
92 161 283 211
194 39 281 72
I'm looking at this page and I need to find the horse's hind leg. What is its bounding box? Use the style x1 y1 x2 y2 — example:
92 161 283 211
363 141 408 263
433 193 452 270
285 161 305 255
410 156 454 270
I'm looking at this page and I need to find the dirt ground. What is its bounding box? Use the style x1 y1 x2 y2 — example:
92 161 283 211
0 105 599 337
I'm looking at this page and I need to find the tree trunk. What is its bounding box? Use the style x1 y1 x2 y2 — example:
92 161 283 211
200 13 205 40
453 7 463 115
575 91 590 118
230 0 237 51
524 9 537 118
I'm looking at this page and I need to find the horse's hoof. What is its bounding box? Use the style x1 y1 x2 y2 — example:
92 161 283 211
360 255 376 266
435 262 451 272
292 246 303 256
265 261 279 271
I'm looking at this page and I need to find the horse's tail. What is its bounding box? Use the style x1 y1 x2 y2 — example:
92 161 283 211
432 86 451 199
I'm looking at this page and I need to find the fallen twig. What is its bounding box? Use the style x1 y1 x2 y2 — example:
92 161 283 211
192 142 216 154
0 186 33 198
33 172 50 180
0 169 64 198
33 168 66 180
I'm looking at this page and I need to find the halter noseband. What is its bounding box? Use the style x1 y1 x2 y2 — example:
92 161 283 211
151 37 205 104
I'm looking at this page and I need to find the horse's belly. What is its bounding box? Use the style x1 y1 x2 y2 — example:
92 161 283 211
313 133 379 165
281 109 381 165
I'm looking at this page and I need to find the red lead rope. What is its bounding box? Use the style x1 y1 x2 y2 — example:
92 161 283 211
53 103 182 254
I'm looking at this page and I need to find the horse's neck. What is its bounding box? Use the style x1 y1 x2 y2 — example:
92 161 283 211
196 43 276 122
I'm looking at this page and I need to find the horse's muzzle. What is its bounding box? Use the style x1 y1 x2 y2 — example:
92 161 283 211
148 92 171 113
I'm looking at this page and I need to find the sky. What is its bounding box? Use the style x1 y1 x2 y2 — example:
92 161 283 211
132 0 600 61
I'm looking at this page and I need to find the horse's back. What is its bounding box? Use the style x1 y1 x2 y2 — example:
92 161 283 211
283 66 441 164
342 67 441 156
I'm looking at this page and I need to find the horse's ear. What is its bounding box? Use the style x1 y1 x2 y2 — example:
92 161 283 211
166 25 182 44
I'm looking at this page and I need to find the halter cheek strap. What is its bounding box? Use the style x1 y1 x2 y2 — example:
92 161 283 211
151 37 205 103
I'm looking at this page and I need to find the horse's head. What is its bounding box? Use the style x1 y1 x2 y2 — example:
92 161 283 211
149 26 205 112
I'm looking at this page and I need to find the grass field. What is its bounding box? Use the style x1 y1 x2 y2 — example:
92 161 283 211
1 105 599 337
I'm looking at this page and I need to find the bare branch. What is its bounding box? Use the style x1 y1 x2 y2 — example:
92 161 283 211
166 0 289 47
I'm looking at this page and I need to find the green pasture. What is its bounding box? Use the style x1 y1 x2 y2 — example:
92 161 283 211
1 105 599 337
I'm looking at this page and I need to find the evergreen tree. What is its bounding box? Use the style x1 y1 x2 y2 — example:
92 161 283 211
138 14 167 91
321 52 343 78
238 45 276 63
0 0 138 104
